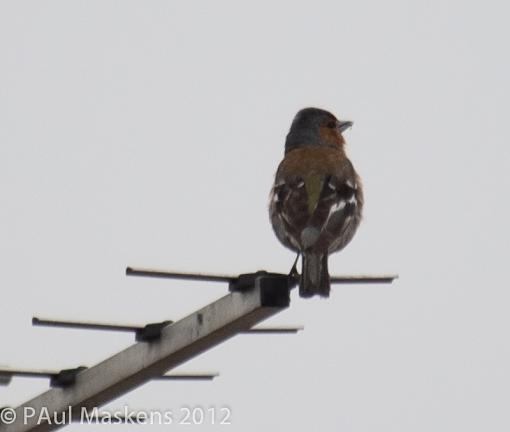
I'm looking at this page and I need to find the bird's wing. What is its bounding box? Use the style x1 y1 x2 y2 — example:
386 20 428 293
270 177 309 250
311 161 363 252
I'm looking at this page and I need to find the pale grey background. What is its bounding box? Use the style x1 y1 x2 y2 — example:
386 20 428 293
1 0 509 431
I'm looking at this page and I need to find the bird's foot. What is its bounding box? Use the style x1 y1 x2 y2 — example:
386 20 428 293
289 252 301 283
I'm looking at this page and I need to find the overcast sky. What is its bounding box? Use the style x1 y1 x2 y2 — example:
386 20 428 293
1 1 510 431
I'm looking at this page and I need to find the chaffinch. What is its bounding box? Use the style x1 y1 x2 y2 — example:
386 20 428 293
269 108 363 298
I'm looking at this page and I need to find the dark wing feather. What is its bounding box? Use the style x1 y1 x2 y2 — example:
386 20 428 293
270 178 309 251
311 172 362 253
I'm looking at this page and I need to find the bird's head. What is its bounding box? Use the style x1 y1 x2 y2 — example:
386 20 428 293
285 107 353 153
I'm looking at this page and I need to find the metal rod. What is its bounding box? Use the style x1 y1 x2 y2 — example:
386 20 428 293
156 373 218 381
1 273 290 432
31 317 302 335
126 267 232 282
126 266 397 284
240 326 303 334
0 369 54 379
330 275 398 284
0 369 218 383
32 318 138 333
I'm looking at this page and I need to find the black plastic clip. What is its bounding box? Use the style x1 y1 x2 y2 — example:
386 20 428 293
50 366 88 388
229 271 295 308
229 271 297 293
0 374 12 386
135 320 173 342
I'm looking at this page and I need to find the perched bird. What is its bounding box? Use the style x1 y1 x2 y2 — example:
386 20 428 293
269 108 363 298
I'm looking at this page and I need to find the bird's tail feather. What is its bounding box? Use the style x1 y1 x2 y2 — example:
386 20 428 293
300 253 330 298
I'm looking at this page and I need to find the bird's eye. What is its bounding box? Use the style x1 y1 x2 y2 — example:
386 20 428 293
326 121 336 129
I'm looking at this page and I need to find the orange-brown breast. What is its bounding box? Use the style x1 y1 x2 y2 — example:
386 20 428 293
277 147 346 180
318 125 345 147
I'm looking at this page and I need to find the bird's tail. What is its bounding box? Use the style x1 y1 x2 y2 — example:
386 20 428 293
300 253 330 298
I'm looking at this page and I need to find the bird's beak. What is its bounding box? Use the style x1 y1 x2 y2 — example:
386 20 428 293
338 120 353 133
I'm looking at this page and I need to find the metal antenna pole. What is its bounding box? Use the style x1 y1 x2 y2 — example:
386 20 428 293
0 273 291 432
